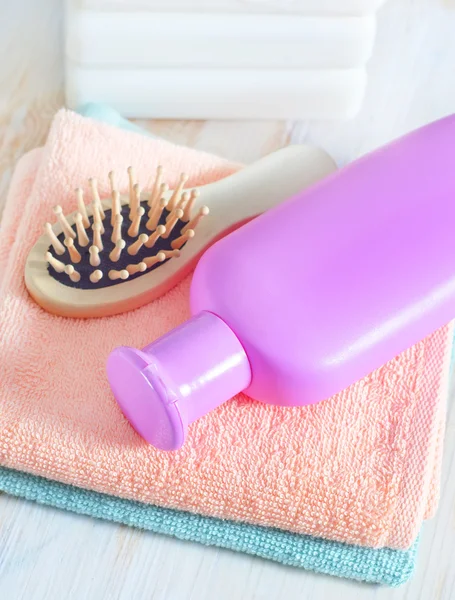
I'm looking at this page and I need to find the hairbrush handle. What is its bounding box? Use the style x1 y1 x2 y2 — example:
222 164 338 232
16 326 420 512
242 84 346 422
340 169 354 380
189 145 336 242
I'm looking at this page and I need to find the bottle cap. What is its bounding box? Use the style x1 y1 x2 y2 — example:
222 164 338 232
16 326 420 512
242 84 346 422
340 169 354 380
107 311 251 450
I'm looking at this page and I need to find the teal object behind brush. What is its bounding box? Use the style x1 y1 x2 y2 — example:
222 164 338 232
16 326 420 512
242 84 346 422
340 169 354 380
77 102 156 137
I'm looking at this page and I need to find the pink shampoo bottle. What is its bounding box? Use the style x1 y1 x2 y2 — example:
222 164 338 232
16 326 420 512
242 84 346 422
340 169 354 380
107 115 455 450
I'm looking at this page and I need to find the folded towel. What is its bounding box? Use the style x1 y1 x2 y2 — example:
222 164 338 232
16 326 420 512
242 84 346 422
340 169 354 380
0 137 425 589
66 9 376 69
0 110 451 561
0 466 418 587
0 124 439 588
81 0 388 17
65 63 367 120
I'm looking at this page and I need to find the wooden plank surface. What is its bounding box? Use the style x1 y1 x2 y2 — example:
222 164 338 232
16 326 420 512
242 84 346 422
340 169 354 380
1 0 455 598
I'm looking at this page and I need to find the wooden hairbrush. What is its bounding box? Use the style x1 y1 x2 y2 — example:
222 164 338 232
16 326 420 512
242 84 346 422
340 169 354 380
25 145 336 318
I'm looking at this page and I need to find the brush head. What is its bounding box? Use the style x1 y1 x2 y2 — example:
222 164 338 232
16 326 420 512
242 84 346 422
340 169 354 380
47 198 190 290
32 166 208 298
24 165 209 317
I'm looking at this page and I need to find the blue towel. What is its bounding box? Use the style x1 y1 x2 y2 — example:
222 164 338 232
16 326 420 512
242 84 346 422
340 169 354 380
0 467 417 586
77 102 156 137
0 102 438 587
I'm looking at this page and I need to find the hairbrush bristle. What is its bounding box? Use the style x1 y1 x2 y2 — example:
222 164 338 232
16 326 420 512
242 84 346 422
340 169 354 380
45 222 65 255
64 237 81 263
143 251 166 269
111 190 121 226
76 188 90 227
148 165 163 209
111 214 123 244
64 264 81 283
74 213 90 247
128 206 144 238
46 251 65 273
89 245 100 267
147 196 168 231
129 182 140 221
172 229 195 250
145 224 165 249
89 178 105 220
45 166 202 290
92 223 104 251
168 173 188 211
128 233 148 256
89 269 103 283
54 205 76 240
108 269 129 281
109 239 126 263
183 189 199 221
181 205 209 235
126 261 147 276
127 166 136 206
162 208 184 240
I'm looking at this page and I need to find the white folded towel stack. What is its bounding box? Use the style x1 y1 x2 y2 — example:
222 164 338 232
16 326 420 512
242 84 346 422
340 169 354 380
65 0 388 119
75 0 387 16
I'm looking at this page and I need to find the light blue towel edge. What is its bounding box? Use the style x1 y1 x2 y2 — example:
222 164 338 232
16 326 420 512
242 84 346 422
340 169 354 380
0 466 417 587
0 102 435 587
76 102 155 137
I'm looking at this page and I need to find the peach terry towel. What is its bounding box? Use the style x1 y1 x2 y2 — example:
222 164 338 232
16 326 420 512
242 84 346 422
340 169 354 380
0 110 452 550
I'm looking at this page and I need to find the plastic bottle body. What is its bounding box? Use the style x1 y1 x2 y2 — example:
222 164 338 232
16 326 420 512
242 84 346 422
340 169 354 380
190 114 455 406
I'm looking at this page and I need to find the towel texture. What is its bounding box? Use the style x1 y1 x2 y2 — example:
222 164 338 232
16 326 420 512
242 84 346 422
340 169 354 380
0 466 418 587
0 110 452 554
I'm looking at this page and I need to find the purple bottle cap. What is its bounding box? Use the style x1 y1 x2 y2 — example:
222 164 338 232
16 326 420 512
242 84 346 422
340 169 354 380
107 311 251 450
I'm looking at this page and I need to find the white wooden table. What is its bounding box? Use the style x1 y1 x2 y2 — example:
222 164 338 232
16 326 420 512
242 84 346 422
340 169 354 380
1 0 455 598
